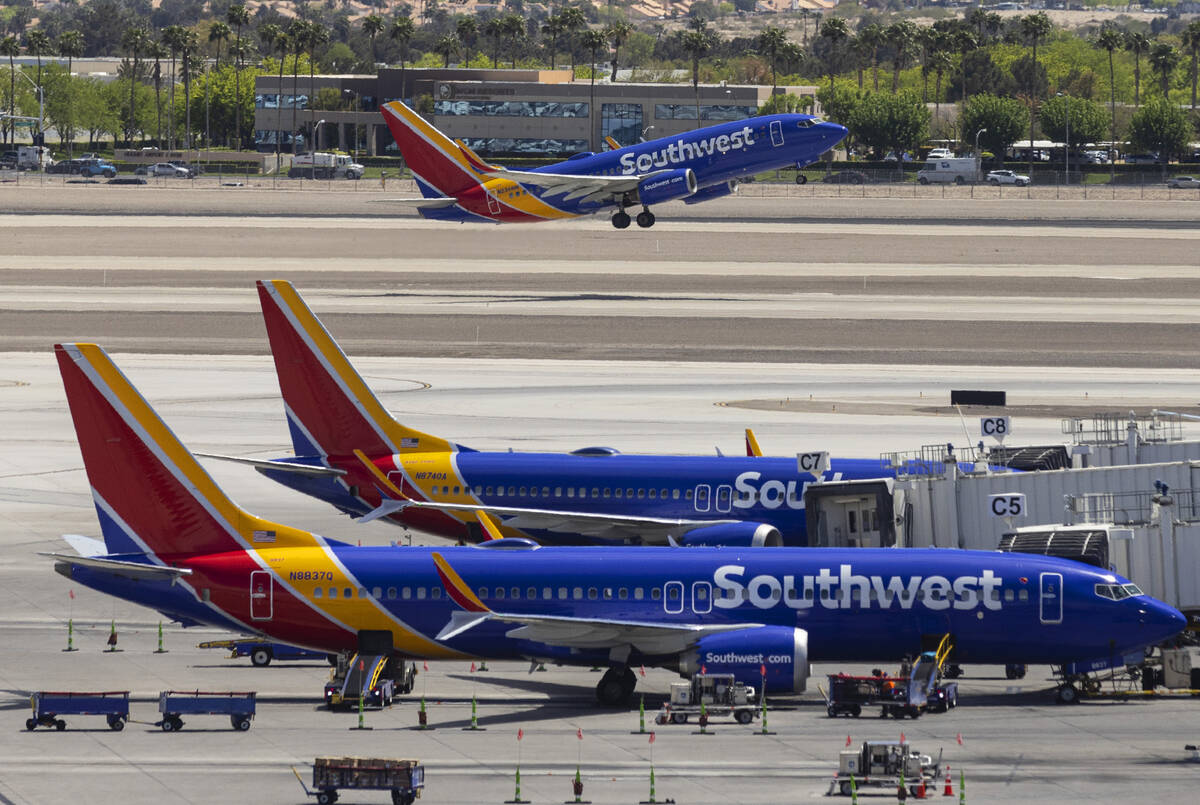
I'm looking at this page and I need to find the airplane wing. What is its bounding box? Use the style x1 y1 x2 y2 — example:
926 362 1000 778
195 452 346 478
478 167 670 204
41 552 193 582
359 495 737 542
367 197 460 208
431 552 759 655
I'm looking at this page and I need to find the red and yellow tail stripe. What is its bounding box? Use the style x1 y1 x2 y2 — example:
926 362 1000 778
431 552 490 613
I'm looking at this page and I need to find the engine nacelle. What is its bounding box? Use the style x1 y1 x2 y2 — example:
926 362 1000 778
680 522 782 548
679 626 809 693
637 168 697 206
683 180 737 205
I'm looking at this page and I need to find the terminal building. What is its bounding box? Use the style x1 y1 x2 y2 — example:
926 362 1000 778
252 67 819 158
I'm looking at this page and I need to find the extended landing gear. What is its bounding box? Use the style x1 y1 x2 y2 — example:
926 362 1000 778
635 208 655 228
611 210 631 229
595 666 637 706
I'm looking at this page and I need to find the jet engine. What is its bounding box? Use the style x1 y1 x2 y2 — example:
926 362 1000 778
678 626 810 693
679 522 782 548
683 180 737 205
636 169 698 206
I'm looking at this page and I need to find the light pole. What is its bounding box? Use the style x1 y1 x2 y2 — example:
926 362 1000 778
9 69 44 150
1057 91 1069 184
314 118 325 152
975 127 987 180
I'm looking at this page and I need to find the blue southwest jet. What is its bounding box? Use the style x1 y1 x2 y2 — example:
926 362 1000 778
47 343 1185 706
226 280 893 548
380 99 847 228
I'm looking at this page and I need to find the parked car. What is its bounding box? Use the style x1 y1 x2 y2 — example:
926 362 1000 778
927 148 954 160
45 159 83 174
134 162 193 177
1167 175 1200 189
76 158 118 178
1 150 17 169
986 169 1030 186
1125 153 1164 165
822 170 869 184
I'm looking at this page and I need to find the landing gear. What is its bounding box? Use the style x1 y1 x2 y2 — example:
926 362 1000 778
1056 683 1079 704
611 210 631 229
595 666 637 706
635 208 655 228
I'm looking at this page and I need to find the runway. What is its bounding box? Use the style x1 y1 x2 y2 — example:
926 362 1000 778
3 185 1200 804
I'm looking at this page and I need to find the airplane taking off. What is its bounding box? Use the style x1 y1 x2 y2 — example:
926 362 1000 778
48 343 1185 706
379 99 847 228
230 280 896 548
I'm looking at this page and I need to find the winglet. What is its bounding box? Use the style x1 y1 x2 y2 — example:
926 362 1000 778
431 552 490 613
745 428 763 458
604 136 622 151
475 510 504 541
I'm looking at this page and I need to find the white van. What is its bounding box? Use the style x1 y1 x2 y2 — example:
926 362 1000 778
916 158 978 185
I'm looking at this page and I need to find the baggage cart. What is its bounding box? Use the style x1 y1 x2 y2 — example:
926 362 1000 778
294 757 424 805
158 690 256 731
27 690 129 731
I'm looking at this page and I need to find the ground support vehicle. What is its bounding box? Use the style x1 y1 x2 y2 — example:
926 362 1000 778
157 690 256 732
829 741 941 797
325 653 416 709
1058 647 1200 703
654 672 757 725
16 146 54 171
27 690 129 731
295 757 424 805
824 641 958 718
288 152 364 179
199 637 332 667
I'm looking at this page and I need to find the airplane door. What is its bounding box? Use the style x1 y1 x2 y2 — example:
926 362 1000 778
715 484 732 513
694 484 711 512
770 120 784 147
486 193 501 216
691 581 712 614
250 570 273 621
664 581 684 614
1039 572 1063 625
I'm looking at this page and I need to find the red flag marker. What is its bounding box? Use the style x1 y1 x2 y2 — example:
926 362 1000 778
359 658 365 671
760 664 766 677
900 731 906 743
470 661 476 673
846 734 852 747
701 664 707 675
423 661 429 672
639 665 646 677
648 731 656 744
517 728 524 741
68 590 75 600
577 727 583 740
956 733 963 746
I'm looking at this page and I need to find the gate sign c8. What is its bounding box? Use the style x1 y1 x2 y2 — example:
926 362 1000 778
989 493 1026 518
980 416 1011 442
796 451 830 476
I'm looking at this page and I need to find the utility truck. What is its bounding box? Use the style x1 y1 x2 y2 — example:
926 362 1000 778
831 740 942 797
655 672 758 725
289 151 364 179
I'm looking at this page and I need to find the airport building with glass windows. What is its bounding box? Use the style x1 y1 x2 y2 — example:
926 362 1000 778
253 68 818 159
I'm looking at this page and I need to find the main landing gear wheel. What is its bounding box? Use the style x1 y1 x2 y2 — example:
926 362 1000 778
635 209 655 228
595 666 636 706
1056 683 1079 704
611 210 631 229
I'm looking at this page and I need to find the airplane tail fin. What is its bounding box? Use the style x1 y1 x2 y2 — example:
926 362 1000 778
381 100 487 198
256 280 454 460
54 343 314 561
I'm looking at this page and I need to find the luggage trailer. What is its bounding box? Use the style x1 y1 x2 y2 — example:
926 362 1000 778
27 691 130 731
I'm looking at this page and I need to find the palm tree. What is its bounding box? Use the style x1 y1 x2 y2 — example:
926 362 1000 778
24 28 51 89
1094 25 1123 177
227 3 250 150
207 22 231 148
180 28 200 150
362 14 384 65
579 28 607 150
1125 31 1150 107
483 17 505 69
286 19 307 153
757 25 788 92
682 23 715 125
455 15 478 62
930 48 952 138
502 13 526 69
606 19 633 82
857 23 884 92
147 39 167 146
435 33 458 67
303 22 328 151
1 36 18 146
389 15 415 98
1184 20 1200 110
1020 12 1052 177
257 23 285 168
884 21 917 93
57 30 84 76
541 14 563 70
819 16 849 95
162 26 186 150
1149 41 1180 100
120 25 149 148
559 6 586 74
954 28 977 106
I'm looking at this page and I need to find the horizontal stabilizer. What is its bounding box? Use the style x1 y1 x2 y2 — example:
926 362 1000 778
194 452 346 478
356 497 410 524
62 534 106 558
368 197 459 208
42 552 193 582
436 611 491 641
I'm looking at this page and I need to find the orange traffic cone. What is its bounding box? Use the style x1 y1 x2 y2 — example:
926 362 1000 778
942 765 954 797
916 777 926 799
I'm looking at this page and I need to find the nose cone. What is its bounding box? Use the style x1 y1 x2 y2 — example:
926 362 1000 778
1143 599 1187 644
820 121 849 150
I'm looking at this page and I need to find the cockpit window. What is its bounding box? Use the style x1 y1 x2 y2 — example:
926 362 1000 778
1123 583 1143 597
1096 583 1141 600
796 119 814 128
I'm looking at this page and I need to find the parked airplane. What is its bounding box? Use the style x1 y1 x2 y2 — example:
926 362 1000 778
379 99 847 228
48 343 1186 705
226 280 895 548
